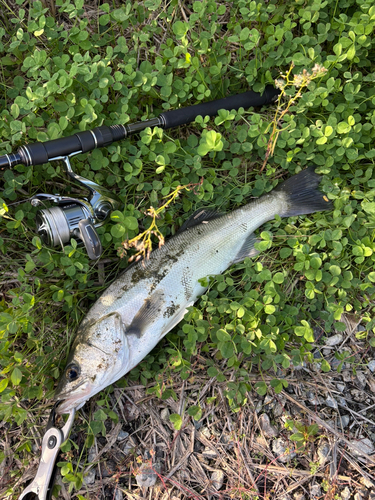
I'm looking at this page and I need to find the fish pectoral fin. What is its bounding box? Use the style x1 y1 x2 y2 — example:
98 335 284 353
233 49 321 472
232 232 260 264
177 208 224 233
126 290 165 338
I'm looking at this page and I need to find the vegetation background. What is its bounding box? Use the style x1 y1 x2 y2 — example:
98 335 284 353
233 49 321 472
1 0 375 498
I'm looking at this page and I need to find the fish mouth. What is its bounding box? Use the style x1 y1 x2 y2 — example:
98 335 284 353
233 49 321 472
54 378 93 414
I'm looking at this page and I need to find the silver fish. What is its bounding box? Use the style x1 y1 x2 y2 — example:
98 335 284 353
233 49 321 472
55 167 331 413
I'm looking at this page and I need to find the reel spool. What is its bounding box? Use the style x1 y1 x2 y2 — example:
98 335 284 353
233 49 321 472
36 203 91 247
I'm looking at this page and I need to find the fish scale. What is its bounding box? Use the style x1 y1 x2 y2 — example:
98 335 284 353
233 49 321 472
55 167 332 413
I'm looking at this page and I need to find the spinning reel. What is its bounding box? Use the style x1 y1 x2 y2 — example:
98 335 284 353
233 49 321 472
31 154 121 260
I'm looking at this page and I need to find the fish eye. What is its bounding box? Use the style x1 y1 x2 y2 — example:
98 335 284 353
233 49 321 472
65 364 80 382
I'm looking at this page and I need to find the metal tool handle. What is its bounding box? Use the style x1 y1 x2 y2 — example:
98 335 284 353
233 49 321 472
18 427 64 500
19 409 76 500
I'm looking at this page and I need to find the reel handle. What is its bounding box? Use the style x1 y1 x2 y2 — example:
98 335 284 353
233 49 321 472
78 219 102 260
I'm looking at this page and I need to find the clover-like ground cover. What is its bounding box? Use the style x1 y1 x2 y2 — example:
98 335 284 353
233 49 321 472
1 0 375 498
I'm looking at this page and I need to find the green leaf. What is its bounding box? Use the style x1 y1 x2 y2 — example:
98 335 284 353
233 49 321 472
260 231 273 242
255 382 267 396
32 236 42 249
47 123 61 140
111 211 124 222
264 304 276 314
207 366 218 377
292 52 310 65
65 265 76 277
59 116 68 130
164 142 176 154
0 378 8 393
273 272 284 284
197 143 209 156
169 413 182 430
94 409 107 421
270 378 287 394
123 216 138 230
280 248 292 258
61 463 73 476
347 45 356 60
156 165 165 174
255 240 272 252
337 122 351 134
25 261 36 272
294 321 314 342
15 210 24 221
324 126 333 137
329 265 341 276
216 329 231 342
187 405 202 420
361 201 375 215
11 103 20 119
237 306 245 318
173 21 188 38
290 432 305 442
321 359 331 372
205 130 218 148
11 367 22 385
220 341 234 358
111 224 125 238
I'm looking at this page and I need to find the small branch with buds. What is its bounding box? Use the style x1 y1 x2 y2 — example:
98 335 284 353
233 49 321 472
260 62 328 172
120 179 203 262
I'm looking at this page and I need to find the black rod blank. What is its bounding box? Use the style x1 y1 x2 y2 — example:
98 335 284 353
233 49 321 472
160 86 280 128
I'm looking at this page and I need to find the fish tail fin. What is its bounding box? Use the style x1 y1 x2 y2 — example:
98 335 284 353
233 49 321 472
275 166 332 217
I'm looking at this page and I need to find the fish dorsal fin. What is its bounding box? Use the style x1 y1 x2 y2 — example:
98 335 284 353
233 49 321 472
232 232 260 264
126 289 164 338
178 209 224 233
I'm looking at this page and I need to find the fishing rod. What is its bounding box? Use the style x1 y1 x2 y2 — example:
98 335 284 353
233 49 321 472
0 86 279 260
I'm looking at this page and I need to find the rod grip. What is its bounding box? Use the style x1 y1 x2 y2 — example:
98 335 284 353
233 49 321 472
17 125 127 166
160 85 280 129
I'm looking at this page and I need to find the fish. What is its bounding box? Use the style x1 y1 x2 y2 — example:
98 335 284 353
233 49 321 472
54 167 331 413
